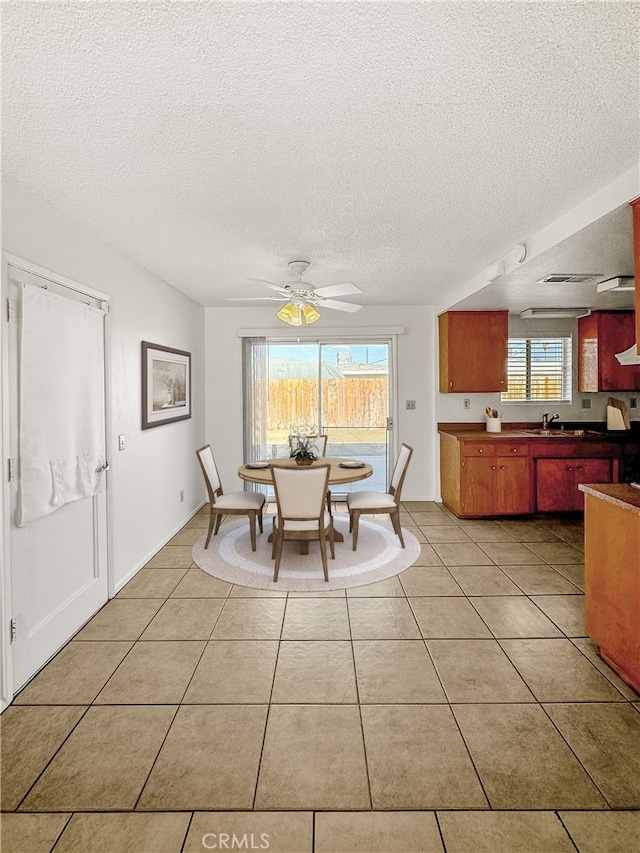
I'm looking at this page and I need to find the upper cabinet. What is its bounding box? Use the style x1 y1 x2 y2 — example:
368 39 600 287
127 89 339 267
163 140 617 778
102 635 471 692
578 310 640 392
439 310 508 393
632 197 640 350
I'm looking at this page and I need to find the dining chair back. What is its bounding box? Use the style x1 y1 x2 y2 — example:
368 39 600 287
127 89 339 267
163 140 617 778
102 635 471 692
346 443 413 550
270 462 335 582
316 434 328 457
196 444 265 551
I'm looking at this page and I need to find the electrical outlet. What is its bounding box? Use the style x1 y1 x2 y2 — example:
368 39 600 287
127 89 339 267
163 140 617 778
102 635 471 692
406 400 416 410
463 398 471 410
118 434 125 451
581 398 592 409
179 490 184 503
630 397 638 409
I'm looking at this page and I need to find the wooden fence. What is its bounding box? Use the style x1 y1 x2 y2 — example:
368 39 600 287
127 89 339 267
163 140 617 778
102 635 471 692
268 377 388 429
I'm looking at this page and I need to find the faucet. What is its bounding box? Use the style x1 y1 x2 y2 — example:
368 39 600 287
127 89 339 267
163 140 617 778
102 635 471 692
542 412 560 430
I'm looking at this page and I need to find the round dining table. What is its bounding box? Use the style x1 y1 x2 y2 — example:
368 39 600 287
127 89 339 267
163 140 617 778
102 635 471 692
238 456 373 487
237 456 373 546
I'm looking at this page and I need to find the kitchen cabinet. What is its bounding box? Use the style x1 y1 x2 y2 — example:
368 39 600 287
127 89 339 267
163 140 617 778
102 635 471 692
581 484 640 692
536 457 613 512
440 434 532 516
631 197 640 350
439 428 622 518
462 455 531 516
578 310 640 392
439 311 508 393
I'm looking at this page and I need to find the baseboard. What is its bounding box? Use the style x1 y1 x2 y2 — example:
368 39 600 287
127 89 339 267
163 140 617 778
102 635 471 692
113 501 206 594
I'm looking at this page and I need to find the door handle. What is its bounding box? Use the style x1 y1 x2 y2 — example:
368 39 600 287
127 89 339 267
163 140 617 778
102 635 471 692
96 462 111 473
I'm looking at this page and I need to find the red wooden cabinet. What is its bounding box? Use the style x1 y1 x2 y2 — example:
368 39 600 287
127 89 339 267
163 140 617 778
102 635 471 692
578 310 640 392
536 457 613 512
439 311 508 393
462 456 531 516
440 431 622 518
583 487 640 692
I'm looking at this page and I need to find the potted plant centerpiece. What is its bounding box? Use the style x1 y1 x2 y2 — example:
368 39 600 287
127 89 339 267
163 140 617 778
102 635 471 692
288 428 319 466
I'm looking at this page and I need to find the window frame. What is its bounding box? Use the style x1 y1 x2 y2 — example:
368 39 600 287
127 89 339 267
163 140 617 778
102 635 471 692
501 335 572 404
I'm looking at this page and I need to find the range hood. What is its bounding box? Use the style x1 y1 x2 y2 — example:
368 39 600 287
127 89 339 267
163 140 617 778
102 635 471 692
615 343 640 366
597 275 635 292
603 277 640 365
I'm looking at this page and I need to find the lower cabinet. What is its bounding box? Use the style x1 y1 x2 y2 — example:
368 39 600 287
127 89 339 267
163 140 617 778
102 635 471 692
536 458 613 512
440 431 622 518
461 456 531 516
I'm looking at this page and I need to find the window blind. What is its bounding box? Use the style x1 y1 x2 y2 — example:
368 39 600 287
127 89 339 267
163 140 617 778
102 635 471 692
502 337 572 402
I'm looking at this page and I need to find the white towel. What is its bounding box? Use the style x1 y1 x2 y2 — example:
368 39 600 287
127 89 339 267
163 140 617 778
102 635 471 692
17 284 106 526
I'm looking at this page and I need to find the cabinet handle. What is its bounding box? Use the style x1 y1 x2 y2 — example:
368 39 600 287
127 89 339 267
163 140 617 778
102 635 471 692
567 466 573 471
500 465 506 470
479 448 484 453
577 466 583 471
511 448 518 453
491 465 497 470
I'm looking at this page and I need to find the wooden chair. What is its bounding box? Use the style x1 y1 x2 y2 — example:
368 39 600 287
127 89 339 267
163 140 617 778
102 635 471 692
315 434 333 511
347 443 413 550
270 462 335 582
196 444 265 551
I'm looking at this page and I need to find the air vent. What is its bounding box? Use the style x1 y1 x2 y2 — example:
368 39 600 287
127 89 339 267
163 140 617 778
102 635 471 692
536 274 600 284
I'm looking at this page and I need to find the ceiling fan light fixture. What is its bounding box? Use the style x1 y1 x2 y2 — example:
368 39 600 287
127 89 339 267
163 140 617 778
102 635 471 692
276 302 302 326
277 303 303 326
276 302 321 326
302 304 321 324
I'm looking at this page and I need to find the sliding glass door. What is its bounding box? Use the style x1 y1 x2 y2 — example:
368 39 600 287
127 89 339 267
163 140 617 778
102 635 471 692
244 337 392 497
318 343 389 494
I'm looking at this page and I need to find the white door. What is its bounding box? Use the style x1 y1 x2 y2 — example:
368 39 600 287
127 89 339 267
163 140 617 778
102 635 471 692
6 261 110 693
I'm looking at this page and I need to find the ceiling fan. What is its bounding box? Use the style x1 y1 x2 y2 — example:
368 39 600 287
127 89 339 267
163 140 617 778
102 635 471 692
227 261 363 325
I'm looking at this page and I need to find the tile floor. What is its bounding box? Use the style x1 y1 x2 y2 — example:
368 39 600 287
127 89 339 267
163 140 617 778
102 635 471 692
2 501 639 852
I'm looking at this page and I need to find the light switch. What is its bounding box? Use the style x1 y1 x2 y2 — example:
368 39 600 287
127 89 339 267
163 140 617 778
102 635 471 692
406 400 416 410
118 434 126 451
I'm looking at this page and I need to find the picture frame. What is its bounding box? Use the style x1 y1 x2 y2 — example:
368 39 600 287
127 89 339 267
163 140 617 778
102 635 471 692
141 341 192 429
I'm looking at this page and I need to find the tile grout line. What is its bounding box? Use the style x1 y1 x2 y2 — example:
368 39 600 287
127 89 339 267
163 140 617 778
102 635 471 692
345 594 374 812
250 589 288 810
12 703 93 813
567 638 638 704
174 590 231 705
131 702 183 812
555 809 587 853
43 808 74 852
538 702 615 810
179 811 196 853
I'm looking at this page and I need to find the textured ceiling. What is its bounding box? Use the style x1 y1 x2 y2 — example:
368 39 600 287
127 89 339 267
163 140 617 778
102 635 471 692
3 1 639 309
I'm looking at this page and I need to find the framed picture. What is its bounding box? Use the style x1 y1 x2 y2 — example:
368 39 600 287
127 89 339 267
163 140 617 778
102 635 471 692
141 341 192 429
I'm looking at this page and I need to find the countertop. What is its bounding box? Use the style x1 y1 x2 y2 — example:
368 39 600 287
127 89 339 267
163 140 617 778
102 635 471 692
438 423 639 442
578 483 640 514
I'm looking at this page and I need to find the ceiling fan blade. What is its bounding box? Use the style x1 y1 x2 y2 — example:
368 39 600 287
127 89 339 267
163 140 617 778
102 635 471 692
316 298 363 313
246 278 291 295
313 282 362 298
226 296 284 302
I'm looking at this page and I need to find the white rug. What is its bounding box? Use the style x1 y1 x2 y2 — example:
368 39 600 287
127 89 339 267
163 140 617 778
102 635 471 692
192 513 420 591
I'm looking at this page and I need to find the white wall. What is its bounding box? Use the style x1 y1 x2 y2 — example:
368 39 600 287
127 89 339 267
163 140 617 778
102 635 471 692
2 178 206 589
436 315 640 427
205 304 438 501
